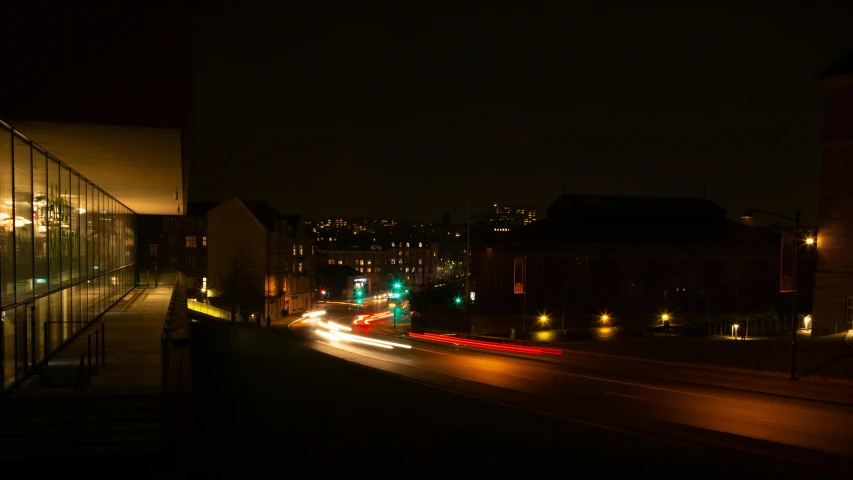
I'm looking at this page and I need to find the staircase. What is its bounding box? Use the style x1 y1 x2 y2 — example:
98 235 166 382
0 393 162 459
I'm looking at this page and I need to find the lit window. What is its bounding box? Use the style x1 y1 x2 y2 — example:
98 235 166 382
202 236 207 247
406 242 410 247
360 260 364 265
398 250 402 256
367 268 372 273
293 245 296 255
337 260 343 265
367 260 372 265
418 259 423 265
299 245 304 255
328 259 334 265
186 236 198 248
418 242 422 248
298 262 303 273
391 259 396 265
391 242 395 247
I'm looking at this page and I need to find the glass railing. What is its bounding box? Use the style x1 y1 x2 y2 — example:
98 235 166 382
186 299 243 322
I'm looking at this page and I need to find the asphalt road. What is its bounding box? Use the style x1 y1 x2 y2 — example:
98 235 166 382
287 302 853 474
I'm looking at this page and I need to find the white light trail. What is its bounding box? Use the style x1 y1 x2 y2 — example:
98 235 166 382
315 329 393 349
331 331 412 349
318 320 352 331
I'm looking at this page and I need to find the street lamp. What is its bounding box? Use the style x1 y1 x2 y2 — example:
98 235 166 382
600 314 609 324
741 208 802 380
539 314 549 326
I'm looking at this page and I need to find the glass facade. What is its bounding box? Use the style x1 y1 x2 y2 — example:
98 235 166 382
1 122 136 391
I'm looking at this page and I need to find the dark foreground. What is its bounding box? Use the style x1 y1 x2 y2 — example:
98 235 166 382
179 321 843 477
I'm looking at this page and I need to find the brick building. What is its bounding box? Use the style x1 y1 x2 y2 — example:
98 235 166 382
136 202 217 288
813 51 853 336
471 194 789 328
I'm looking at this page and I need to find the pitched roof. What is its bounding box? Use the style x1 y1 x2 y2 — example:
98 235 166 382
278 214 302 233
241 199 280 231
494 194 777 246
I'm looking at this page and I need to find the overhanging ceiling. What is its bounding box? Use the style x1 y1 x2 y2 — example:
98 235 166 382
9 120 183 215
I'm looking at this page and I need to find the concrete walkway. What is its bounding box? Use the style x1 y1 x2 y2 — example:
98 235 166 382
8 285 174 397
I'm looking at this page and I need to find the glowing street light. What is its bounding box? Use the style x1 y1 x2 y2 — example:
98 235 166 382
806 237 815 245
600 314 609 324
539 314 549 325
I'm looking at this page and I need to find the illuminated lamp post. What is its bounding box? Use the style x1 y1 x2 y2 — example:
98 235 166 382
741 208 813 380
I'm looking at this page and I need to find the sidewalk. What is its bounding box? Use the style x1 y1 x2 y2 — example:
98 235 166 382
8 285 175 397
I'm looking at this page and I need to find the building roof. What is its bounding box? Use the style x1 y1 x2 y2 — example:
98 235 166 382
819 51 853 79
241 199 280 231
279 214 302 234
496 194 777 246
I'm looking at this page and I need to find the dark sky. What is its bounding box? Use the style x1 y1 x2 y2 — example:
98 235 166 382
4 3 853 225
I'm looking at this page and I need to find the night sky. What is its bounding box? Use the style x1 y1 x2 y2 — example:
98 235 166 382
4 3 852 224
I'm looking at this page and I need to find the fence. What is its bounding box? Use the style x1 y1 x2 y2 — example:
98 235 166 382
161 273 191 393
186 299 243 322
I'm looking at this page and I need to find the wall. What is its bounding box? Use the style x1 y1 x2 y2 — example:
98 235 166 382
207 199 268 314
813 70 853 335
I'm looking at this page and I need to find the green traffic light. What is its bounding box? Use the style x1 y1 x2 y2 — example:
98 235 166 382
394 282 402 289
454 296 462 304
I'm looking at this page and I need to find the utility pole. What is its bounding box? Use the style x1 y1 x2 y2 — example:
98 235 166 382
465 201 471 305
791 210 800 380
522 254 527 346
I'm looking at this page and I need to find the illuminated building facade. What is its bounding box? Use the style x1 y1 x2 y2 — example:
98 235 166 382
1 120 153 391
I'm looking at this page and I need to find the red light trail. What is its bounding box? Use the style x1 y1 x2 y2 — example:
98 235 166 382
407 332 562 355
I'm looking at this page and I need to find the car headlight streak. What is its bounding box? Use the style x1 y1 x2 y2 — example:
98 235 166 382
314 318 411 350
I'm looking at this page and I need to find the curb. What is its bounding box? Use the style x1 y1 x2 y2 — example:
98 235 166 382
373 328 853 404
555 347 853 385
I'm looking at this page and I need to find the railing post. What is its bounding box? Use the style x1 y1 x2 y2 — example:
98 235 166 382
94 329 99 373
87 334 92 386
43 322 49 366
101 323 105 365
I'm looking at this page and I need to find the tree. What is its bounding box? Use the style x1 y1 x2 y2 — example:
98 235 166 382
213 245 265 323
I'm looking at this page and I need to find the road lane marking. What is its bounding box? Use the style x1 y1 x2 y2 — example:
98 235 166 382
603 391 644 400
